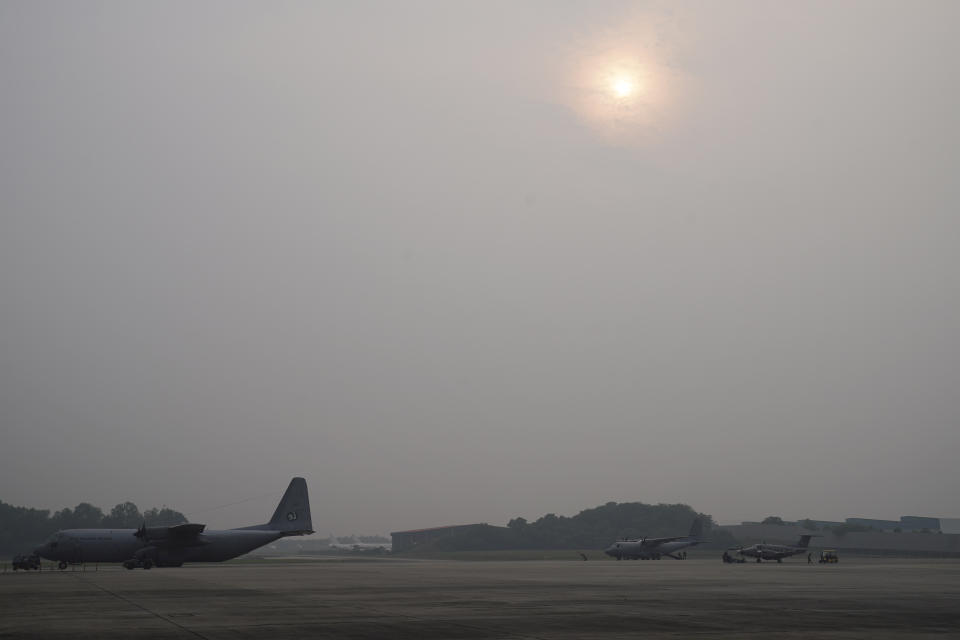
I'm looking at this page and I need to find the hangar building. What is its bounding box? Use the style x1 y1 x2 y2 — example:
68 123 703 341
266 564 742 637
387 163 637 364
390 524 488 552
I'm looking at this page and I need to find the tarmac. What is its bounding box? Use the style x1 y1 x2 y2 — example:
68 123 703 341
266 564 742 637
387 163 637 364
2 556 959 638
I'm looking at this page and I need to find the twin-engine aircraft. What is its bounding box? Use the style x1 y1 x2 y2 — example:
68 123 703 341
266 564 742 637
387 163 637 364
604 518 707 560
730 534 817 563
34 477 313 570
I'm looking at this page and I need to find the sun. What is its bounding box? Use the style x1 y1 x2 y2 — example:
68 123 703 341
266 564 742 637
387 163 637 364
559 7 693 144
613 78 634 98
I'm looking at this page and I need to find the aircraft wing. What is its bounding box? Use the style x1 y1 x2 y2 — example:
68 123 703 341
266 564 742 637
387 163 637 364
165 523 206 540
136 523 207 547
643 536 687 547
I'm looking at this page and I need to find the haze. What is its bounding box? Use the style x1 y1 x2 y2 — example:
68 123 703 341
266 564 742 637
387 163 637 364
2 1 957 535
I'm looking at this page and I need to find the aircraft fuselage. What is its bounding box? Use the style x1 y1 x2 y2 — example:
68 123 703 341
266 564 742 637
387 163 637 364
737 544 806 561
604 537 700 560
35 528 283 565
33 477 313 569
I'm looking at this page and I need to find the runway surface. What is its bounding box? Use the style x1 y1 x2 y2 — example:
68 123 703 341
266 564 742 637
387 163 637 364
2 557 958 638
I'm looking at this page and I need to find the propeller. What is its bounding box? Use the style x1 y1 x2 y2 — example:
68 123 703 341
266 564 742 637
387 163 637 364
134 522 147 540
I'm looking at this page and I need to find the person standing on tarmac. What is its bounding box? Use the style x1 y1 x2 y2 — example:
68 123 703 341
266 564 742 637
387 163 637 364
807 552 813 564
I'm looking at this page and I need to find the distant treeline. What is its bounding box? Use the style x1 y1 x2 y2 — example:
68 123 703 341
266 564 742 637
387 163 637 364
0 500 186 554
416 502 738 552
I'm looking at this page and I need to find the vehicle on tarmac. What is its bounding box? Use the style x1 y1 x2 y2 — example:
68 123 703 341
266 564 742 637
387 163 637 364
730 534 818 563
721 550 746 563
12 553 41 571
819 549 839 563
33 477 313 570
604 518 707 560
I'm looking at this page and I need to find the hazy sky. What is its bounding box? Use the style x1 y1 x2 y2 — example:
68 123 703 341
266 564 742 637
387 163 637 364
2 1 958 534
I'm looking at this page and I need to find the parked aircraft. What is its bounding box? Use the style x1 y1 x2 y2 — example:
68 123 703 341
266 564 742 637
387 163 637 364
604 518 707 560
327 536 392 552
34 477 313 570
731 534 817 563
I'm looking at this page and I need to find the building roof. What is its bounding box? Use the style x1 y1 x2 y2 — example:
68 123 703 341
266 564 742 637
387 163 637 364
390 524 485 535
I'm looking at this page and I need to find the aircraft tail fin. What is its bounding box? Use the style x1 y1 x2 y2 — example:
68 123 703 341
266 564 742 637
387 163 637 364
239 477 313 536
689 518 704 538
797 534 817 548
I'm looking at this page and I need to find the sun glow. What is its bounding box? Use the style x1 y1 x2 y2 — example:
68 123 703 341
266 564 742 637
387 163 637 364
558 8 693 144
613 78 634 98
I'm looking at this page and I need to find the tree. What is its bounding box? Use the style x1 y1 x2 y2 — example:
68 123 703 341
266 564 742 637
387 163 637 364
0 499 187 553
799 519 819 531
71 503 105 528
0 501 50 553
508 517 527 530
102 502 142 528
142 507 187 526
762 516 786 526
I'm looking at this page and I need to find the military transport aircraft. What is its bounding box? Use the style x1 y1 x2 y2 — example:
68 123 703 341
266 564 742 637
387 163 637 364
730 534 818 563
604 518 707 560
34 477 313 570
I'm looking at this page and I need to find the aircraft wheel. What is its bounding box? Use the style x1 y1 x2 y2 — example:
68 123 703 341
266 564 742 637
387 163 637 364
58 561 68 570
756 558 761 563
777 558 782 563
142 559 153 570
123 561 136 570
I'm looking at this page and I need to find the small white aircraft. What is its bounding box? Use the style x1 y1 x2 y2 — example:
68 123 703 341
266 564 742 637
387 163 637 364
730 534 818 563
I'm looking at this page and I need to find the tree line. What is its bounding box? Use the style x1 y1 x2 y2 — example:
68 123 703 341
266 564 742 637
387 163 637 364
0 499 186 554
416 502 738 552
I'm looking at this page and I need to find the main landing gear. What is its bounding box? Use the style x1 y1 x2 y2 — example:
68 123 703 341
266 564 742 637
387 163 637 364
123 558 153 570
